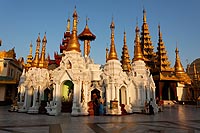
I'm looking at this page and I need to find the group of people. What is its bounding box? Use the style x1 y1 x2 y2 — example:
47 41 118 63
92 93 104 115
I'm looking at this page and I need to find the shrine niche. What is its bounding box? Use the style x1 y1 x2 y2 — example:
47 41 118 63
119 86 127 105
61 80 74 112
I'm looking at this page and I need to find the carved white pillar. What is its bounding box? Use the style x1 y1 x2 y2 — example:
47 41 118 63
32 88 37 107
105 85 109 114
115 84 117 100
126 87 129 105
79 79 81 104
111 83 115 100
84 81 88 104
23 87 28 107
71 79 79 116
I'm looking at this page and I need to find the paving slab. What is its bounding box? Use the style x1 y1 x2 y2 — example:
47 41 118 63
0 105 200 132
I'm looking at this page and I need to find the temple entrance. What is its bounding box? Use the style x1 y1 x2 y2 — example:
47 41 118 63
162 82 175 100
44 88 51 102
88 89 101 116
61 80 74 113
119 86 127 105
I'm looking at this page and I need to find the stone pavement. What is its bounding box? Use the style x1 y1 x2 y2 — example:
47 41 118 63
0 105 200 133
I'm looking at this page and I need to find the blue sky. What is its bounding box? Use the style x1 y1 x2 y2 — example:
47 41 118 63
0 0 200 69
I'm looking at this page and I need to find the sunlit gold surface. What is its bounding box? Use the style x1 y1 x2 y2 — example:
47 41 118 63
32 34 40 67
39 33 48 68
174 47 184 73
156 25 171 71
107 19 118 60
140 8 155 69
0 48 16 59
133 25 143 61
66 7 81 52
121 31 131 72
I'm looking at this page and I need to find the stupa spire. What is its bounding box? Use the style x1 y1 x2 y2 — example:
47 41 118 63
66 17 70 32
140 9 155 69
143 8 147 23
66 7 81 52
121 31 131 72
174 46 184 73
156 25 171 71
39 32 48 68
32 33 41 67
133 25 144 61
107 18 118 60
25 41 33 70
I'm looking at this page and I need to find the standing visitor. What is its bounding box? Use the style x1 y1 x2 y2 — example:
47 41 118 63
149 98 154 115
98 96 104 115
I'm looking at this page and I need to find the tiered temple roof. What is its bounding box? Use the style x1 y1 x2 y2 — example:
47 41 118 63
121 31 131 72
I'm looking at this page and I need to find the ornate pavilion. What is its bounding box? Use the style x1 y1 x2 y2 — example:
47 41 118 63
15 8 191 116
0 48 23 105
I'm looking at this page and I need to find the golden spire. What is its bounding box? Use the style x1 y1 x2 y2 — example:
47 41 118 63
141 9 155 70
156 25 171 71
66 17 70 32
107 18 118 60
143 8 147 23
27 42 33 63
174 46 184 73
121 31 131 72
29 42 33 55
32 33 41 67
133 25 143 61
39 32 48 68
24 42 33 70
66 7 81 52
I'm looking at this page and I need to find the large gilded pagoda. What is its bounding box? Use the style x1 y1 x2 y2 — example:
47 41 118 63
139 9 191 102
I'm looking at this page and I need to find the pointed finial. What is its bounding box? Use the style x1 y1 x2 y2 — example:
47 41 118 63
136 17 138 26
66 16 70 32
174 45 184 73
42 32 47 42
29 41 33 55
110 16 115 29
143 8 147 23
37 33 41 42
73 6 77 17
86 16 89 25
107 18 118 61
158 24 162 39
133 24 143 61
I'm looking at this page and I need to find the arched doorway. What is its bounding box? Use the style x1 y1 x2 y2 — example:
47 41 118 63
119 86 127 105
61 80 74 113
